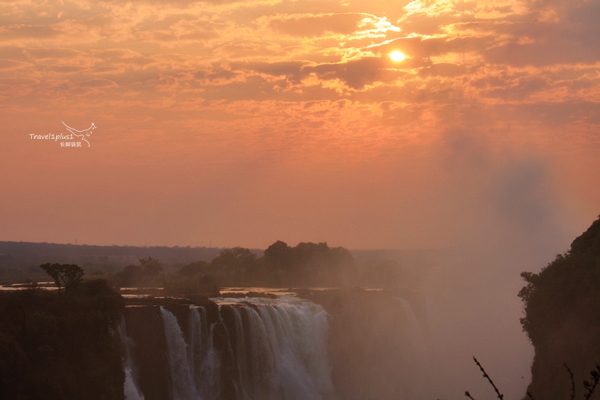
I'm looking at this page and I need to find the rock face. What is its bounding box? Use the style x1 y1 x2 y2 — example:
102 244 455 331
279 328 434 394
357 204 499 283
520 216 600 399
304 288 426 400
124 306 171 400
0 280 125 400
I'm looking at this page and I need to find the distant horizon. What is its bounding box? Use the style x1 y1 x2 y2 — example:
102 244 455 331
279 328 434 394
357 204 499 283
0 239 446 253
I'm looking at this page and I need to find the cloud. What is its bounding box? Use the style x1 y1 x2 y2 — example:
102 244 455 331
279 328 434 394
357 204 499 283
24 48 82 60
483 76 548 100
0 58 25 70
374 35 495 62
75 78 119 88
0 24 61 40
418 63 467 77
268 13 367 37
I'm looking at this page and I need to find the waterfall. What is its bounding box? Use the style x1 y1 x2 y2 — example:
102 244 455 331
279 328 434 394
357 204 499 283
117 318 145 400
393 297 434 399
393 297 427 351
128 297 336 400
161 307 201 400
255 299 334 400
189 307 220 399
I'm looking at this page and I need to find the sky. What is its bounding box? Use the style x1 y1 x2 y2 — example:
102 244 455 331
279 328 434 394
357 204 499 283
1 0 599 251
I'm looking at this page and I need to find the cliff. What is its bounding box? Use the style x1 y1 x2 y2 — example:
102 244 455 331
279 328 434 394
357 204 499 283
520 216 600 399
0 280 125 400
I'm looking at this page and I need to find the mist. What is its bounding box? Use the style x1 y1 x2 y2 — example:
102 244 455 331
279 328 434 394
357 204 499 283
2 0 599 397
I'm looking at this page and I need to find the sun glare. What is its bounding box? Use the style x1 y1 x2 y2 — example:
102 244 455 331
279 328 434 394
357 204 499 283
388 50 406 62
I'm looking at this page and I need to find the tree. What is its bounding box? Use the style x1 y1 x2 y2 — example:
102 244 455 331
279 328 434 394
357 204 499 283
179 261 209 277
139 257 162 277
211 248 256 270
116 265 144 287
518 215 600 399
39 263 84 293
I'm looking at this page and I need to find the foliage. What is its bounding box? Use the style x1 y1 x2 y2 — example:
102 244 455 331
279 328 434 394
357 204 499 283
139 257 162 277
0 280 125 399
263 241 356 286
39 263 84 293
164 273 219 296
466 358 600 400
114 264 144 287
210 247 257 281
518 215 600 399
103 241 356 292
179 260 209 277
519 216 600 345
110 257 166 288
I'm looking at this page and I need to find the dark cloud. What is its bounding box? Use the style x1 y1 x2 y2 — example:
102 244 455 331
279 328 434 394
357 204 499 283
239 61 307 85
238 57 393 90
309 57 387 89
0 59 24 70
25 48 81 59
103 0 242 5
75 78 119 88
0 78 38 85
374 36 495 62
483 41 599 67
269 13 366 37
484 76 547 100
0 25 61 40
418 63 467 77
194 67 238 82
459 0 600 67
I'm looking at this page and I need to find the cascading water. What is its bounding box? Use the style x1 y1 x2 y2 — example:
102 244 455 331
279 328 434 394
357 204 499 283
392 297 431 399
161 307 201 400
117 318 145 400
188 307 220 399
248 298 335 400
126 296 337 400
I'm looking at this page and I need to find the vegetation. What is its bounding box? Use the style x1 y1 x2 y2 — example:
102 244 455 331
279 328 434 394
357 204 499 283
107 241 358 293
0 265 125 400
465 357 600 400
517 215 600 399
163 273 219 296
0 242 222 284
263 241 356 286
39 263 84 293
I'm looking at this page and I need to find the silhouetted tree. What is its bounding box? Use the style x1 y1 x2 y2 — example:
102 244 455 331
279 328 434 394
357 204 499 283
139 257 162 277
211 247 257 282
179 260 209 277
116 265 144 287
264 241 292 269
39 263 84 293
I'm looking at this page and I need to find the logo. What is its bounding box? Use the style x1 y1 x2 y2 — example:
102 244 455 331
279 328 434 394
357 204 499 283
29 121 96 148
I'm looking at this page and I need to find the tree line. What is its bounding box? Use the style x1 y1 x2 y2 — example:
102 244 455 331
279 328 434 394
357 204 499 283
105 241 357 293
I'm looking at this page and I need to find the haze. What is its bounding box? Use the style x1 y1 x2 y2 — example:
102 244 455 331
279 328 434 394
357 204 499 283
1 2 599 397
1 0 598 249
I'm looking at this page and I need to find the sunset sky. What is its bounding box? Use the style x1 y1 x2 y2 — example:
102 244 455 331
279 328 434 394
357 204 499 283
1 0 599 251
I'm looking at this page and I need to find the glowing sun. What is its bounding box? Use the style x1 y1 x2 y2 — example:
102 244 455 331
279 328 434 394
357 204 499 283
388 50 406 62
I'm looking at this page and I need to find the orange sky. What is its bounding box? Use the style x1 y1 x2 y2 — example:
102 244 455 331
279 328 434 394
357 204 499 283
1 0 599 250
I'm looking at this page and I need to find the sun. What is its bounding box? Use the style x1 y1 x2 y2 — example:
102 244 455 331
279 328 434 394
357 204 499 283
388 50 406 62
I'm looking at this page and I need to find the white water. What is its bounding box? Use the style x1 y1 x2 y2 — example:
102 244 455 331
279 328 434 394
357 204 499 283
117 318 145 400
153 297 336 400
393 297 432 399
252 297 335 400
188 307 220 399
161 307 202 400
